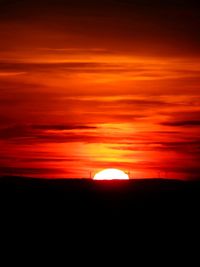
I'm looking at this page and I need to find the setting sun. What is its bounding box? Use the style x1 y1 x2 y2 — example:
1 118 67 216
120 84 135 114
93 169 129 180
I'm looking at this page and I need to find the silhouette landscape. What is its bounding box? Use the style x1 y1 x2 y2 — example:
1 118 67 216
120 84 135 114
1 176 200 222
1 175 200 257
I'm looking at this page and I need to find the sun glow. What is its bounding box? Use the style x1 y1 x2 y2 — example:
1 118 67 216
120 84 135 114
93 168 129 180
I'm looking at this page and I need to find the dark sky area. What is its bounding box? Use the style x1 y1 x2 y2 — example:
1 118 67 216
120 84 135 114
0 0 199 56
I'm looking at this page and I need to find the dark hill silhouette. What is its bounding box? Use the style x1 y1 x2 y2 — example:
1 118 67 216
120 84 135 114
1 176 199 220
1 176 199 256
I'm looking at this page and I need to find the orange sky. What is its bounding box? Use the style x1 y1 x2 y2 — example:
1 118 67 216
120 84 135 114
0 1 200 179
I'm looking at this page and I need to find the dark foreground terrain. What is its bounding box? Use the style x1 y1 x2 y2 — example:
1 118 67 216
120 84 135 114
1 177 200 222
0 177 200 256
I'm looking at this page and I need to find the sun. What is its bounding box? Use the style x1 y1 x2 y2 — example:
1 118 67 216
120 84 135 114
93 168 129 180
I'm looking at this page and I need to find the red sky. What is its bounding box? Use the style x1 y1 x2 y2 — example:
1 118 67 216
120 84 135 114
0 0 200 179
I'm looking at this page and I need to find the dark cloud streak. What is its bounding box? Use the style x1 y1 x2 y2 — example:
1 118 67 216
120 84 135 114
162 120 200 127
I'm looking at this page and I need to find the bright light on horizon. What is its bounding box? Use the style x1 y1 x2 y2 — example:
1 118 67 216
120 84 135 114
93 168 129 180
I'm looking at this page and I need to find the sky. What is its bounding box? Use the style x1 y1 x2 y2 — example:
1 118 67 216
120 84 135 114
0 0 200 179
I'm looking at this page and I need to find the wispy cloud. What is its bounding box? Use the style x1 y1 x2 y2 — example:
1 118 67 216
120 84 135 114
0 166 64 177
162 120 200 127
0 124 98 141
160 110 200 127
1 57 200 83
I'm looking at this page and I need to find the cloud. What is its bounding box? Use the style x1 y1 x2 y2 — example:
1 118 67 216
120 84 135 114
0 61 161 81
0 123 146 145
0 72 25 77
0 61 127 74
161 120 200 127
32 124 97 131
1 58 200 84
0 166 63 176
114 98 176 107
105 128 200 177
22 157 77 163
159 109 200 128
0 124 98 142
